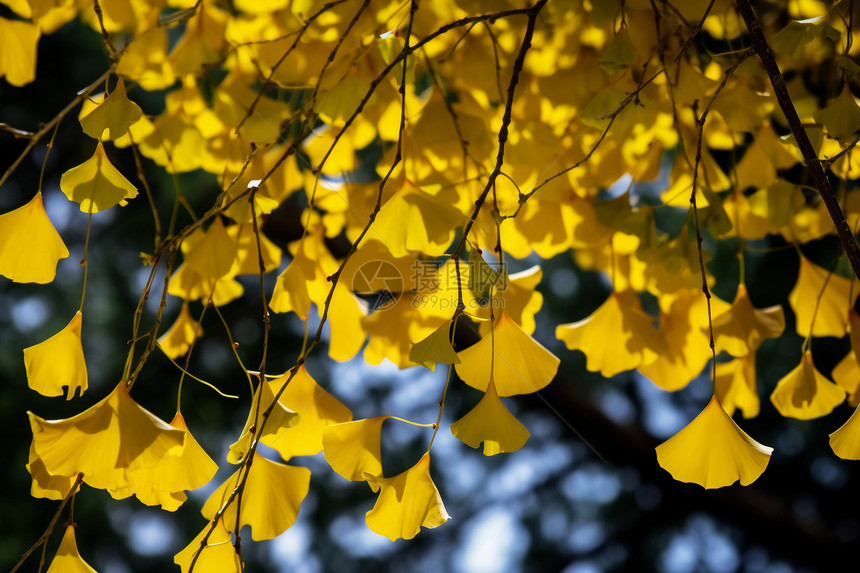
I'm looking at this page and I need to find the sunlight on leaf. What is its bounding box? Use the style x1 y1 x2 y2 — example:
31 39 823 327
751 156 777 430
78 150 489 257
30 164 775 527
0 192 69 284
770 351 846 420
656 394 773 489
457 312 559 396
59 142 139 213
365 452 450 541
46 526 97 573
175 521 241 573
28 382 185 491
202 452 310 541
23 310 87 400
451 379 529 456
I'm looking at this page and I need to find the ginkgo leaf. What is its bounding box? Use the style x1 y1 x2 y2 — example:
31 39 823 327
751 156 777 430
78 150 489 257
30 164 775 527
60 142 139 212
770 351 846 420
409 318 460 370
167 263 244 307
364 452 450 541
472 265 544 334
829 404 860 460
323 416 388 482
157 303 203 359
0 192 69 284
832 347 860 407
175 521 242 573
556 290 664 378
227 378 299 465
227 222 283 276
715 354 760 418
26 442 79 500
79 78 143 140
656 394 773 489
814 87 860 141
451 379 530 456
789 257 857 338
367 186 465 257
270 245 316 320
46 526 97 573
23 311 87 400
201 452 311 541
0 17 39 87
28 382 185 491
637 290 712 391
456 312 559 396
711 284 785 357
261 366 353 459
183 217 238 279
598 23 639 75
112 412 218 511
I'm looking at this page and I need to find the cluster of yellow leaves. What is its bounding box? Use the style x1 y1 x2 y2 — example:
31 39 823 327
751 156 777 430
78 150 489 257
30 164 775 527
9 0 860 569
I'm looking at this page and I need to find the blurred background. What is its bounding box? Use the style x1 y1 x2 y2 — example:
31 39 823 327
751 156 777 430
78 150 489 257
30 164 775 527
3 8 860 573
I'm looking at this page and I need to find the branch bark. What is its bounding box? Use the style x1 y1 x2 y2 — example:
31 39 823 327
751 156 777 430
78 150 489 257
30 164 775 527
736 0 860 280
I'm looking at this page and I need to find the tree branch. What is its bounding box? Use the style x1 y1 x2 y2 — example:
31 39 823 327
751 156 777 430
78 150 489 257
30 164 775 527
736 0 860 279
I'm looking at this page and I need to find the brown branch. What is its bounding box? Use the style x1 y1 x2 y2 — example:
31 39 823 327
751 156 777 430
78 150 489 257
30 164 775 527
736 0 860 280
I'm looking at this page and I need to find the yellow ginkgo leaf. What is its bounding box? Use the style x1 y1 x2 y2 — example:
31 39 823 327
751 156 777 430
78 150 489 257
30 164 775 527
456 312 559 397
60 142 138 213
23 311 87 400
367 186 465 258
715 354 760 418
261 366 352 459
656 394 773 489
227 378 299 465
323 416 388 482
409 318 460 370
638 289 712 392
0 192 69 284
832 348 860 407
175 521 242 573
813 86 860 141
183 217 238 279
79 78 143 140
789 257 857 338
201 452 310 541
364 452 451 541
28 382 185 491
829 404 860 460
0 17 39 87
711 284 785 357
26 442 79 500
556 290 664 378
451 379 530 456
157 303 203 359
167 263 244 307
46 526 97 573
770 351 846 420
598 22 639 75
270 244 316 320
227 222 283 276
112 412 218 511
472 265 544 334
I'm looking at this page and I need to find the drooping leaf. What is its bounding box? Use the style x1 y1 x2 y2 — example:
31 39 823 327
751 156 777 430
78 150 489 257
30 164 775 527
0 192 69 284
59 142 139 213
364 452 450 541
451 379 529 456
656 394 773 489
79 78 143 140
201 453 310 541
23 311 87 399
